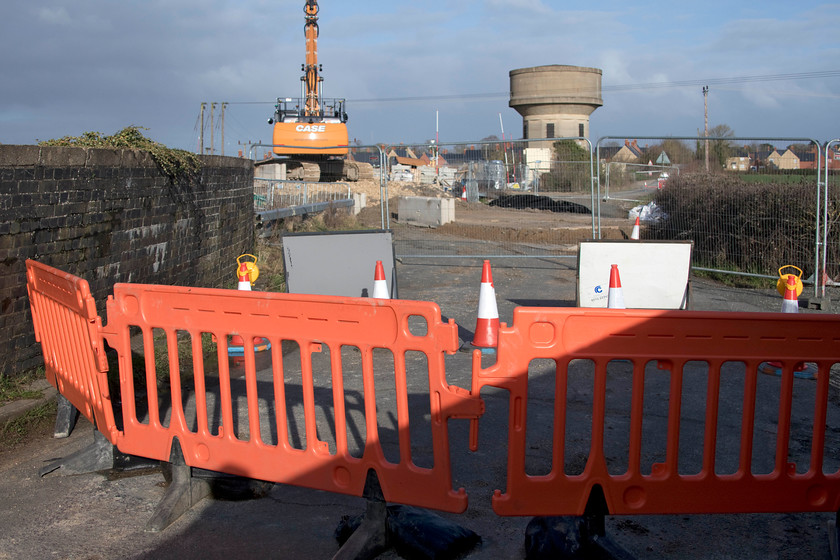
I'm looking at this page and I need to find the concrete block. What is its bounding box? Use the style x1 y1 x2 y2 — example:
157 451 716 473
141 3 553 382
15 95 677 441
353 192 366 215
398 196 454 228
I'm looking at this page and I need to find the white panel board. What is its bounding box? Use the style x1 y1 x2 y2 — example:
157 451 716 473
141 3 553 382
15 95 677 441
577 241 692 309
282 230 397 298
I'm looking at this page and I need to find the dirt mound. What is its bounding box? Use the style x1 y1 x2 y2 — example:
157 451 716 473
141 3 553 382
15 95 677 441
350 180 451 205
489 194 590 214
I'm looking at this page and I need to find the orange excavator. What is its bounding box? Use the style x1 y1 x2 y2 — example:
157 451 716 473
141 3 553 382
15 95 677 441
267 0 371 182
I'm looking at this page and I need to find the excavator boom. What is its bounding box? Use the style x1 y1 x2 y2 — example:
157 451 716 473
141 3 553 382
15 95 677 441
303 0 320 116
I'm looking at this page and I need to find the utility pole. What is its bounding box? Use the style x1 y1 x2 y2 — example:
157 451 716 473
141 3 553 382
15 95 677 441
499 113 509 185
221 102 227 156
199 102 206 155
703 86 709 172
209 102 216 155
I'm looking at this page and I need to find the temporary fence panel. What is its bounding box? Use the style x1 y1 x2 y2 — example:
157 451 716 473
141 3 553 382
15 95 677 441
388 138 597 259
25 260 118 442
602 161 680 201
823 140 840 300
595 136 824 291
101 281 483 513
470 306 840 516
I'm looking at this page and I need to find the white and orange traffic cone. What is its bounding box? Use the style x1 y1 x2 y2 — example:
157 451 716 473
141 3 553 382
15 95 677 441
607 264 626 309
372 260 389 299
630 216 640 240
237 262 252 291
781 273 799 313
472 260 499 348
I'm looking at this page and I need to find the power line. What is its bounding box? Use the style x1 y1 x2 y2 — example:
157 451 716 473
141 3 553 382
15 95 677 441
221 69 840 106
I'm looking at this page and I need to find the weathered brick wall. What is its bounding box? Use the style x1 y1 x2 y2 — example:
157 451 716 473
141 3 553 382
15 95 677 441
0 145 254 377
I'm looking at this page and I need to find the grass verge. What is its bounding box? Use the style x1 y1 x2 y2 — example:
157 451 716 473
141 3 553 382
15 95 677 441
0 400 57 452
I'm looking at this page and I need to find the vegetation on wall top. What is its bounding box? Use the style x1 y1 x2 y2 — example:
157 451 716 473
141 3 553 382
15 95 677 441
39 126 200 182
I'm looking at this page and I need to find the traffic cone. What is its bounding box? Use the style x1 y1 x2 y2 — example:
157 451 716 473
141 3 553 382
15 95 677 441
781 273 799 313
607 264 626 309
372 260 389 299
461 186 467 200
472 260 499 348
630 216 640 240
237 262 252 291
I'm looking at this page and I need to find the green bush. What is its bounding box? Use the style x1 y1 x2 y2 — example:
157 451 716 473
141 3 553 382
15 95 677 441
39 126 200 182
648 173 839 275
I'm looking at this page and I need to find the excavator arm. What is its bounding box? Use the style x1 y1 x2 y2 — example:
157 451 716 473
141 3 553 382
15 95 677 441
303 0 321 117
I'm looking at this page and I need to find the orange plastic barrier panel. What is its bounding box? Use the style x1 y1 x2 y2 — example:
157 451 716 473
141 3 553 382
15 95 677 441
25 260 118 442
470 307 840 517
101 282 482 512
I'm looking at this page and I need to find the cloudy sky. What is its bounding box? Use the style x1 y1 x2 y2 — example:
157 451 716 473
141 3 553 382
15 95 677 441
2 1 838 154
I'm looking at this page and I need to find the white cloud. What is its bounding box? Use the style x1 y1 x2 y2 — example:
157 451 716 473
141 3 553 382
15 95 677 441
36 6 71 25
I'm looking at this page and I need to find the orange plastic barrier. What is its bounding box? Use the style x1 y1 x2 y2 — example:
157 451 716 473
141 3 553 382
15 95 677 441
98 274 479 512
26 260 840 524
470 307 840 516
25 260 118 441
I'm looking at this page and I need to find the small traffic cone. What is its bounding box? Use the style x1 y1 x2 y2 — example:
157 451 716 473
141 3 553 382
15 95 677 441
630 216 640 240
472 260 499 348
237 262 252 291
781 273 799 313
372 260 389 299
461 186 467 200
607 264 626 309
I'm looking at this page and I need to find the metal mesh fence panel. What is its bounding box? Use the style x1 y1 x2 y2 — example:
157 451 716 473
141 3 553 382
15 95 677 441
822 139 840 296
386 138 599 259
596 136 823 286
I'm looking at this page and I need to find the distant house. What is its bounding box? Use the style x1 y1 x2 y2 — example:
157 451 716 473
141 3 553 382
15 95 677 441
726 156 751 171
767 149 800 170
610 140 643 163
419 152 449 167
348 150 381 167
438 148 485 167
387 147 418 160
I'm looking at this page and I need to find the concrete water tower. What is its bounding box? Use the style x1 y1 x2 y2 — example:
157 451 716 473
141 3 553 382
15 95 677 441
509 65 603 158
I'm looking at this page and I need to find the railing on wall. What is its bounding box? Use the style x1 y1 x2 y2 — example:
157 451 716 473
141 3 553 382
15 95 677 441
253 179 351 210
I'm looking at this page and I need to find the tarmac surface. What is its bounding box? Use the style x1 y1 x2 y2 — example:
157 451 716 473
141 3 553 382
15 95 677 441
2 256 840 560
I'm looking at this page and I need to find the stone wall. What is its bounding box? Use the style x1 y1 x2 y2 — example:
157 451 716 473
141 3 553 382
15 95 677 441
0 145 254 377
